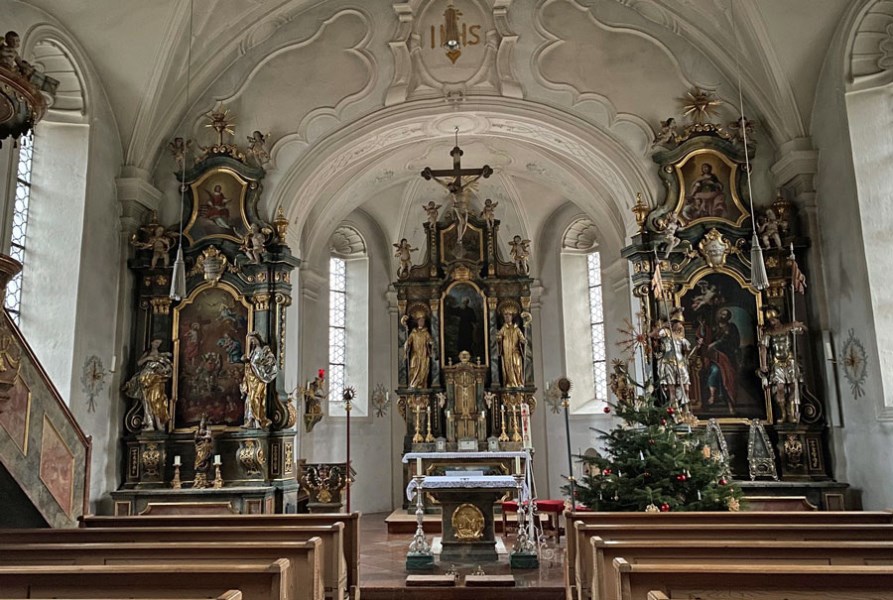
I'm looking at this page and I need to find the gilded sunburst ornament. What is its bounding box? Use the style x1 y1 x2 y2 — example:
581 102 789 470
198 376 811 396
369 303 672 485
204 104 236 143
679 88 723 123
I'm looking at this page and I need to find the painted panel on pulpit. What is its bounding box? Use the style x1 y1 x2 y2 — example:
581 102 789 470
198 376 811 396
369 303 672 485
441 282 488 366
184 168 250 244
678 271 766 421
174 283 252 427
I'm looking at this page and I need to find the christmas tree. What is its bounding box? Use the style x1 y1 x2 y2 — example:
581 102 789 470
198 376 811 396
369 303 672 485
574 362 743 512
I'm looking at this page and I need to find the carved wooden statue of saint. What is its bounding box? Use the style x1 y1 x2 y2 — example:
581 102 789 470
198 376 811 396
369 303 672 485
122 338 173 432
496 303 526 388
241 332 279 429
404 308 434 389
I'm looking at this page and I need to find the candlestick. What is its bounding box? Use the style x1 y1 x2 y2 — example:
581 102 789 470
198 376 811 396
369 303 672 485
171 465 182 490
412 404 423 443
173 455 181 467
213 454 221 466
499 403 509 442
425 405 435 442
212 464 223 489
511 405 522 443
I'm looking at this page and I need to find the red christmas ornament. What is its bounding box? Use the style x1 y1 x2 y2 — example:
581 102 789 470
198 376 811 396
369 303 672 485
719 477 728 486
666 406 676 415
603 405 611 414
660 503 670 512
660 418 667 426
676 474 684 481
318 369 326 379
603 468 613 476
648 439 656 445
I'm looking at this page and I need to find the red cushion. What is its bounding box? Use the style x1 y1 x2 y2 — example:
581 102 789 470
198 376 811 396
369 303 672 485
502 501 519 512
535 500 565 512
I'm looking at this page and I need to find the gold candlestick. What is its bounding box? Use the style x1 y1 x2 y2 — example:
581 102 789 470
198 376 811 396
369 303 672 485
499 403 509 442
511 404 522 443
212 465 223 489
171 465 182 490
425 405 435 443
412 403 423 443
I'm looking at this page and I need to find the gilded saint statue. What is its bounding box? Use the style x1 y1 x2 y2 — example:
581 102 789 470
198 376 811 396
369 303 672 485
759 308 805 424
496 304 526 388
122 339 173 431
241 332 279 429
403 308 434 389
193 414 213 488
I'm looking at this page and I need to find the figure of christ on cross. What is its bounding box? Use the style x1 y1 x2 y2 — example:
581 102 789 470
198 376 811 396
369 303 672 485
420 128 493 245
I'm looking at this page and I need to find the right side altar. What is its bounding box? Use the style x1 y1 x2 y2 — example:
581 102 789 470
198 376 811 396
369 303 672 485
393 145 537 508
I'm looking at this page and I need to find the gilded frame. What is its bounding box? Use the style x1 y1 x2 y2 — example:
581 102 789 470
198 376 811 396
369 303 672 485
440 279 489 367
674 148 750 229
673 266 771 424
171 281 254 431
183 167 252 245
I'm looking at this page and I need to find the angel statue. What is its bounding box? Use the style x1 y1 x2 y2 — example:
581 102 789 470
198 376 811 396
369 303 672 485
656 211 685 258
393 238 418 279
508 235 531 275
167 137 192 171
131 219 178 269
757 208 785 250
240 223 272 264
759 308 806 424
480 198 498 228
247 130 271 166
422 201 441 226
652 117 678 148
728 116 755 146
240 332 279 429
122 339 173 431
301 369 327 433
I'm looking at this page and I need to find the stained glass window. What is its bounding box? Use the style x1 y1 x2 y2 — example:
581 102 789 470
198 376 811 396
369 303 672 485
587 252 608 401
329 256 347 402
6 138 34 324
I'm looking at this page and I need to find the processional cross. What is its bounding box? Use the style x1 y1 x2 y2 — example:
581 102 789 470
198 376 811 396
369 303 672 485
420 127 493 244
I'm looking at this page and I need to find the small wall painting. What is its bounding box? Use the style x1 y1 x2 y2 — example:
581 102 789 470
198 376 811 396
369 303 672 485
678 272 766 421
675 149 747 227
174 284 251 427
184 168 250 243
39 416 75 515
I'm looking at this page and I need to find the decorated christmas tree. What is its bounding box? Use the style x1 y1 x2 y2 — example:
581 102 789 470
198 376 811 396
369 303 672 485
574 362 743 512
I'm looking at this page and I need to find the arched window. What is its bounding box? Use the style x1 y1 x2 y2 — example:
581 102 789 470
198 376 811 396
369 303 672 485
4 137 35 324
560 217 608 413
328 224 369 415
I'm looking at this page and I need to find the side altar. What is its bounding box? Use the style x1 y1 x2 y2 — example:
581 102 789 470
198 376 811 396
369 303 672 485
392 141 538 509
112 108 303 515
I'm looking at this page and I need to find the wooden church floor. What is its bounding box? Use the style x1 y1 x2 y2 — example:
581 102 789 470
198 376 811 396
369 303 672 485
360 512 566 598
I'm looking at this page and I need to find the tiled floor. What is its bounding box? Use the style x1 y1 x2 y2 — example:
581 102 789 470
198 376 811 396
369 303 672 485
360 512 566 589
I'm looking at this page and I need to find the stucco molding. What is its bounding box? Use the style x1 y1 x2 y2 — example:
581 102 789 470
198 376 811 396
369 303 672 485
846 0 893 91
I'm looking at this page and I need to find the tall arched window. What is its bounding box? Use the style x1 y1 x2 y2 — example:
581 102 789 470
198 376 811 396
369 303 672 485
328 224 369 415
560 217 608 413
5 137 35 324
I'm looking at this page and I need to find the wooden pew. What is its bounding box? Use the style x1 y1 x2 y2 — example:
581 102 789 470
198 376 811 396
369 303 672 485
591 538 893 600
0 561 290 600
46 592 243 600
613 559 893 600
0 525 344 600
570 518 893 600
564 509 892 598
81 512 361 595
0 540 322 600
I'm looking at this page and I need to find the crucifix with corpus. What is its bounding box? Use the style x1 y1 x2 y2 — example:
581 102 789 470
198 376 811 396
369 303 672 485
420 127 493 245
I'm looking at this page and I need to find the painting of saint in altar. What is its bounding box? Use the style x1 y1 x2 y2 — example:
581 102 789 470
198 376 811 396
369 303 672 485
184 170 249 243
676 151 746 225
175 286 250 427
442 283 487 366
678 272 765 421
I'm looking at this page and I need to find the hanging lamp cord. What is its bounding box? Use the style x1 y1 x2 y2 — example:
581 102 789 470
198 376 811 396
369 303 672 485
732 1 758 237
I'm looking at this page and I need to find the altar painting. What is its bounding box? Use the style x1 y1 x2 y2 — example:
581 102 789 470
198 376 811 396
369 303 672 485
174 284 251 427
678 272 766 421
441 282 487 366
675 149 747 227
184 168 249 244
439 222 483 263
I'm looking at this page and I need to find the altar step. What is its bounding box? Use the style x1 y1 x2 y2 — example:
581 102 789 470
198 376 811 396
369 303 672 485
359 586 564 600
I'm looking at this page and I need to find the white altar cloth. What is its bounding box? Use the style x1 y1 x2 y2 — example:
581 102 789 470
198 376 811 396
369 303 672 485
402 451 528 462
405 475 518 500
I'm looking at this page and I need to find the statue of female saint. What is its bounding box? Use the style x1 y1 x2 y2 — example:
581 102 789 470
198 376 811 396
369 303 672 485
496 305 526 388
193 414 213 488
122 339 173 431
404 309 433 389
241 332 279 429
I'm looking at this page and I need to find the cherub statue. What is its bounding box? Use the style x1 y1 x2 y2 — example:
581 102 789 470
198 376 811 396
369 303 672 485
167 137 192 171
656 211 685 257
393 238 418 279
508 235 531 275
247 130 271 166
759 308 806 424
0 31 32 78
240 223 272 264
131 218 178 269
653 117 678 148
121 339 173 431
757 208 785 249
479 198 498 228
422 201 441 226
728 116 755 145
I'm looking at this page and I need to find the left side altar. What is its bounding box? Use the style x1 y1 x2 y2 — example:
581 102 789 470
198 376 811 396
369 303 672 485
111 110 302 516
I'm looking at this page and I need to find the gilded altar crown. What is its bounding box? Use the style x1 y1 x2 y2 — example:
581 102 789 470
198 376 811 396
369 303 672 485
764 306 780 320
498 300 520 316
408 303 429 321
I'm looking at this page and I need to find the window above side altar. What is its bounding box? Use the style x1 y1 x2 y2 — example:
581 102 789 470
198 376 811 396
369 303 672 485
560 218 608 415
328 224 369 417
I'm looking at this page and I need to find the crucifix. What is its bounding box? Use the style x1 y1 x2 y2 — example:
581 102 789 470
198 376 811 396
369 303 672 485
420 127 493 244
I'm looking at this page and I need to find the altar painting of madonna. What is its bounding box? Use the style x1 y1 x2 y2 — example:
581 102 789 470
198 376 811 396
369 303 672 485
676 151 746 226
175 285 250 427
442 283 487 366
679 272 765 421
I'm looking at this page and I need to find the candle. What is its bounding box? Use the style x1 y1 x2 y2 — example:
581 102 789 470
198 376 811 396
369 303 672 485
416 456 422 476
173 455 181 467
514 456 521 473
639 450 644 461
213 454 221 466
110 354 117 373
